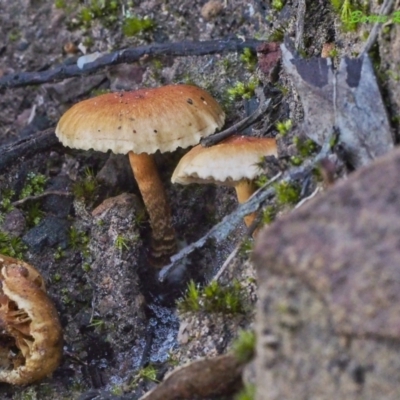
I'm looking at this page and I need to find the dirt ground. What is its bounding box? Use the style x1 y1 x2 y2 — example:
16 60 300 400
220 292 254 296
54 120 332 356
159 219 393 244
0 0 399 399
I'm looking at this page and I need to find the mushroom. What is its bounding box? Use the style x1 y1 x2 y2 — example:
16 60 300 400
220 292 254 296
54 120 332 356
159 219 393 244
171 135 277 228
0 254 63 385
56 84 225 266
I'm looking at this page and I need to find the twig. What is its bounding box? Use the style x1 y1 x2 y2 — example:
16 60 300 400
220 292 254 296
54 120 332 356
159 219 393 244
12 191 73 207
294 186 320 209
201 97 271 147
211 172 281 283
212 245 241 282
0 38 263 89
0 128 59 173
361 0 395 54
295 0 306 51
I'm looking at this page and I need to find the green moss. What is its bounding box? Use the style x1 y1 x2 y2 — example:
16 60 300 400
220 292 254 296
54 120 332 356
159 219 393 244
8 30 21 42
53 273 62 282
129 364 159 389
275 119 292 135
232 330 256 363
290 156 303 166
66 0 120 29
328 47 338 57
240 48 257 71
274 83 289 96
254 174 268 188
226 77 260 101
293 136 317 157
24 202 44 227
178 280 200 312
0 189 15 216
235 384 256 400
20 387 38 400
54 0 67 9
115 234 129 251
239 237 254 256
123 16 155 37
330 0 359 31
274 181 301 205
88 318 105 329
0 231 27 258
272 0 285 11
261 205 277 224
178 279 246 314
54 246 65 261
110 385 124 396
68 226 90 251
72 167 97 202
268 26 286 42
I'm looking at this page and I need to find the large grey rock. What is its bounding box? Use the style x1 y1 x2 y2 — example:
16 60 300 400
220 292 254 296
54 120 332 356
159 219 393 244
252 147 400 400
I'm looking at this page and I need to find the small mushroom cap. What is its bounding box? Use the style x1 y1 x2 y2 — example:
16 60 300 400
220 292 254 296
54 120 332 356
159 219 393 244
56 84 225 154
171 135 278 186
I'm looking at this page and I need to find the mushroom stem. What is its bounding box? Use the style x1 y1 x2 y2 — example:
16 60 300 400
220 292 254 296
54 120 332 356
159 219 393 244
234 180 257 228
128 151 177 267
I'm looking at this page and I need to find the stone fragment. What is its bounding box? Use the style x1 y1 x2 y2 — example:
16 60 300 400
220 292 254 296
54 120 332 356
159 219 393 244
253 147 400 399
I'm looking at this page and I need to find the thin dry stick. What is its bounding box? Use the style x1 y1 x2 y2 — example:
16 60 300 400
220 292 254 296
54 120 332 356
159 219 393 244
0 38 263 89
212 172 282 282
12 191 73 207
294 186 320 209
361 0 395 54
295 0 306 51
201 97 271 147
212 245 241 283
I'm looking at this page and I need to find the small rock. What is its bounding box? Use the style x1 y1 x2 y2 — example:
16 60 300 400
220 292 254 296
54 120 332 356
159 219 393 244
16 40 30 51
253 146 400 399
96 154 137 195
22 216 70 253
1 209 26 237
201 0 224 21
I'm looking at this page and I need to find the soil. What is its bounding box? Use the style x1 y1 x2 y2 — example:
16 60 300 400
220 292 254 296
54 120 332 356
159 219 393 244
0 0 399 399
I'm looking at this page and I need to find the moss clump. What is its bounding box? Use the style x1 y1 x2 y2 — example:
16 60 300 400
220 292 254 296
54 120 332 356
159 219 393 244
24 202 44 227
0 189 15 221
68 227 90 257
261 205 277 224
234 384 256 400
275 119 292 135
240 48 257 71
178 279 246 314
128 364 159 389
272 0 285 11
226 77 260 101
0 231 27 258
293 136 317 157
72 167 97 202
115 234 129 251
330 0 360 31
122 16 155 37
274 181 301 205
232 330 256 363
239 237 254 256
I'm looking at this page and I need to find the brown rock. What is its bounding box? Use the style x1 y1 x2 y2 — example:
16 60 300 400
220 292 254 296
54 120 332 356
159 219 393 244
252 147 400 399
201 0 223 21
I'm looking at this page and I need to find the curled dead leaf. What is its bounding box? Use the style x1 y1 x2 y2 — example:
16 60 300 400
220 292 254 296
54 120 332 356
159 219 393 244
0 254 62 385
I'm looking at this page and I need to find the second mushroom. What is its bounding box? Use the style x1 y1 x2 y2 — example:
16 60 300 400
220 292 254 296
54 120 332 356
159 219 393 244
171 135 278 229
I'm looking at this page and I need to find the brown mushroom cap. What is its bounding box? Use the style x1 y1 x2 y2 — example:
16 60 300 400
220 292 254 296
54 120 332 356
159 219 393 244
55 84 225 154
0 255 63 385
171 135 278 186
